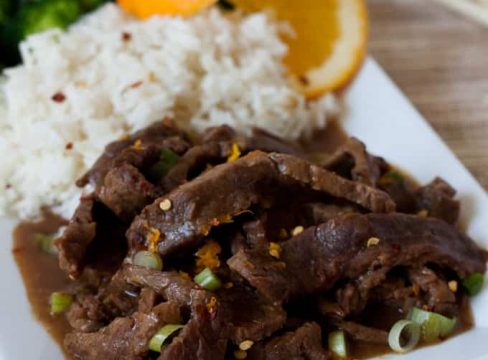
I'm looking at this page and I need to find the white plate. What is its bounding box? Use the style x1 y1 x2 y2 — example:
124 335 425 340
0 57 487 360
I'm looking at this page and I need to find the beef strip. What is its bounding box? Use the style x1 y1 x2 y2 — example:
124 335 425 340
57 194 97 277
322 137 386 186
333 320 388 344
228 213 486 305
302 202 358 225
158 290 228 360
416 177 460 224
99 164 162 221
247 322 330 360
246 127 305 157
127 151 395 257
77 119 190 189
120 264 198 306
408 267 457 315
65 301 181 360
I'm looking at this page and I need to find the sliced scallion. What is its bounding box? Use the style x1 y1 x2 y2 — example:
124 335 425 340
193 267 222 291
328 330 348 358
409 307 456 342
388 320 420 353
463 273 485 296
149 148 180 180
35 233 58 255
50 292 73 315
149 324 184 352
133 250 163 271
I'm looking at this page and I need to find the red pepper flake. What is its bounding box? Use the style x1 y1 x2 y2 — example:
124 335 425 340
65 142 73 150
130 81 143 89
121 32 132 42
51 92 66 103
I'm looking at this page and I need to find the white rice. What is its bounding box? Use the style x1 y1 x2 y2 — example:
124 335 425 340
0 4 338 220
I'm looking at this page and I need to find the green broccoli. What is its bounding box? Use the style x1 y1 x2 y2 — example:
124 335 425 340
79 0 108 12
17 0 81 38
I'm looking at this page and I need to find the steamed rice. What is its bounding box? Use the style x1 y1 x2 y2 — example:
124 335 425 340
0 4 338 220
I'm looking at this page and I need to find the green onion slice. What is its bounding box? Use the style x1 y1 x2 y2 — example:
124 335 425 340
149 324 184 352
463 273 485 297
133 251 163 271
35 233 58 255
409 307 457 342
194 267 222 291
328 330 348 358
388 320 421 353
50 292 73 315
149 148 180 180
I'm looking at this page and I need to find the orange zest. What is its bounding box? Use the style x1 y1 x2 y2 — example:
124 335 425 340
118 0 217 19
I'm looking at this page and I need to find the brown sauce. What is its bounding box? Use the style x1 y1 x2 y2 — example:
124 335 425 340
12 213 71 358
10 121 476 359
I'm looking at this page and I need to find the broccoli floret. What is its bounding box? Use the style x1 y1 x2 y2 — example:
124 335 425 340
17 0 81 38
79 0 108 12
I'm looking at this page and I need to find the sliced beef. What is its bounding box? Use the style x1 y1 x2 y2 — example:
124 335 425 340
323 137 386 186
158 291 228 360
246 127 305 157
378 173 418 213
201 124 237 143
77 119 190 189
247 323 330 360
99 164 161 221
228 213 486 304
120 264 198 306
65 301 181 360
242 215 268 249
220 285 286 343
302 202 358 225
127 151 395 257
57 195 97 277
416 177 460 224
334 321 388 344
408 267 457 315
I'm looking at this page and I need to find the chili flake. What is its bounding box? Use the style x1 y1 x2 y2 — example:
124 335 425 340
179 271 191 281
206 296 218 315
417 209 429 217
448 280 458 293
51 92 66 103
122 32 132 41
227 143 241 162
239 340 254 351
144 225 161 253
65 142 73 150
195 240 221 272
133 139 143 150
268 242 281 259
234 350 247 359
291 225 304 237
367 237 380 247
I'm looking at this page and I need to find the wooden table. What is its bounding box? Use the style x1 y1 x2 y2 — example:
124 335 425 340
367 0 488 190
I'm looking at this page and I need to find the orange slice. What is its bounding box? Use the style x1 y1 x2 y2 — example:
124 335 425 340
230 0 368 98
118 0 217 19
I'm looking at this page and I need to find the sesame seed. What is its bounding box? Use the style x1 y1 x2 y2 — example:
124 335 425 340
268 242 281 259
291 226 304 237
160 199 172 211
417 209 429 217
367 237 380 247
448 280 458 293
239 340 254 351
224 282 234 289
234 350 247 359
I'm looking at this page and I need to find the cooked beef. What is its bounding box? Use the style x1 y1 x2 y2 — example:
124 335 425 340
408 267 457 315
416 177 460 224
201 125 237 143
302 202 358 225
246 127 305 157
99 164 161 221
334 321 388 344
138 288 159 313
220 285 286 343
247 323 330 360
369 277 417 313
65 302 181 360
120 264 198 306
158 291 228 360
378 174 418 213
228 213 486 304
242 215 268 249
323 137 386 186
77 119 190 189
127 151 395 257
57 194 97 277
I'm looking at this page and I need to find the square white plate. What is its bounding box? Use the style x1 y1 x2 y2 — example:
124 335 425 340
0 57 487 360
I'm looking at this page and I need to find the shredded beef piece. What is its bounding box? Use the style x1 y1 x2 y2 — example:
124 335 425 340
416 177 460 224
228 213 486 305
247 323 330 360
334 321 388 344
127 151 395 257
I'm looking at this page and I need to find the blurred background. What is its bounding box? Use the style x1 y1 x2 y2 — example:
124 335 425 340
367 0 488 190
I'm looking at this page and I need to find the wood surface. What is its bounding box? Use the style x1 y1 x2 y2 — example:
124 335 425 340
367 0 488 190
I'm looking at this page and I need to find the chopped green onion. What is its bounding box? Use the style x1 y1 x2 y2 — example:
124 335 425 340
35 233 58 255
328 330 348 358
463 273 485 296
409 307 456 342
194 267 222 291
149 148 180 180
149 324 184 352
50 292 73 315
133 251 163 271
388 320 421 353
